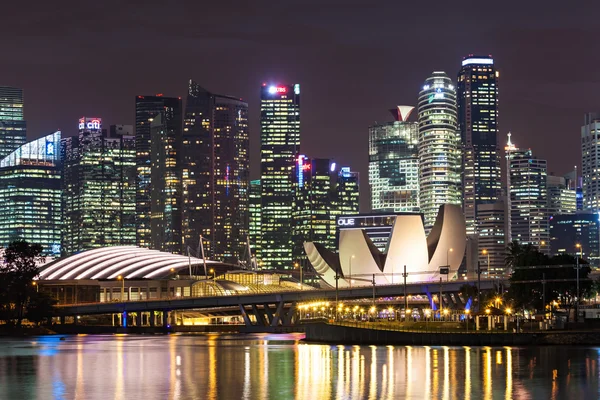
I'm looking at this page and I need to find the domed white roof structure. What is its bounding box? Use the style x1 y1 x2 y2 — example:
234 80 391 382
304 204 466 286
38 246 223 280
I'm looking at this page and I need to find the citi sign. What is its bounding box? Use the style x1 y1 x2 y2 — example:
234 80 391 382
337 218 355 226
78 118 102 130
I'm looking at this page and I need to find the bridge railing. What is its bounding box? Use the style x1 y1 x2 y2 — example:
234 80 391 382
54 277 499 308
328 319 548 334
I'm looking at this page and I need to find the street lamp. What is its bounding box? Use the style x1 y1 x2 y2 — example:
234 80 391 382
209 268 216 280
349 255 355 288
494 296 502 309
295 262 302 289
482 249 490 278
443 308 449 321
117 275 125 301
465 309 470 331
576 243 582 322
32 281 38 293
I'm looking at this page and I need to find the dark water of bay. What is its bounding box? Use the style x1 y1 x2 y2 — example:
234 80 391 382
0 334 597 399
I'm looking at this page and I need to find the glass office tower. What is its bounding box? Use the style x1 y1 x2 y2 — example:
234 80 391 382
260 83 300 269
369 106 419 213
62 118 136 255
582 113 600 212
506 135 549 253
249 179 261 262
0 131 61 256
135 95 182 249
150 108 183 254
0 86 27 158
183 80 249 263
417 72 462 231
457 56 501 235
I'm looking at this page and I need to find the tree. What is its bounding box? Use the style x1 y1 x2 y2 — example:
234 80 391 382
0 240 44 326
26 291 57 325
505 244 592 321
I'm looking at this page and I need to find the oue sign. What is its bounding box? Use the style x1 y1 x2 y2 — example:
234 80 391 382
338 218 355 227
78 118 102 130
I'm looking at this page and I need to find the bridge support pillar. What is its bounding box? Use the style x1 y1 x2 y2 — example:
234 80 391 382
487 316 492 330
282 302 297 326
263 304 275 325
239 305 252 326
252 304 268 326
135 312 142 327
60 315 66 325
149 312 156 327
476 316 480 331
270 301 284 327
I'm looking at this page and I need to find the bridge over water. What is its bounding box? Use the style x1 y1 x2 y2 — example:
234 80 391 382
56 279 502 331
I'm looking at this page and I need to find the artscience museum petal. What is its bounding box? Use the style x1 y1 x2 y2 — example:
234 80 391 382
305 204 466 286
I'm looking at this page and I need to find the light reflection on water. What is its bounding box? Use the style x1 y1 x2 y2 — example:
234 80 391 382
0 334 598 399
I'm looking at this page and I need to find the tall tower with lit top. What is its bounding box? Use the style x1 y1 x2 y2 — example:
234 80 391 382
259 83 300 269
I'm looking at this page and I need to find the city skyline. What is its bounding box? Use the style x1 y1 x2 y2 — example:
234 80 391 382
2 2 597 211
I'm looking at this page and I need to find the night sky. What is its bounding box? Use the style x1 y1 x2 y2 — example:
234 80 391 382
2 1 597 210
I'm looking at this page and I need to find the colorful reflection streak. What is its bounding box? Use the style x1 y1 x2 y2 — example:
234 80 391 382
0 335 598 399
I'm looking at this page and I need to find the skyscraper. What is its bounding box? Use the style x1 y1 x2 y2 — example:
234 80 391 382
62 118 136 255
477 201 507 277
135 95 182 249
0 131 61 256
457 56 501 235
292 156 333 261
581 113 600 212
550 212 599 266
260 83 300 269
334 167 360 218
0 86 27 158
506 134 549 252
249 179 261 263
417 72 462 231
547 174 576 216
292 158 360 263
150 108 183 254
183 80 249 263
369 106 419 213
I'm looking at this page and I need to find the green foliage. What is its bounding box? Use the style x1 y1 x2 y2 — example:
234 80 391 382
505 240 591 315
459 284 478 300
26 291 58 325
0 240 52 326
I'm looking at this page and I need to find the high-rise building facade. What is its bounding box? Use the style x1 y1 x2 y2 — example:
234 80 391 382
62 118 136 255
369 106 419 213
457 56 501 235
0 131 61 256
550 212 599 266
292 156 333 261
582 113 600 212
249 179 261 262
547 174 577 216
135 95 182 249
150 108 183 254
260 83 300 269
0 86 27 158
183 80 249 263
506 136 549 253
417 72 462 231
334 167 360 218
292 158 360 262
477 201 506 277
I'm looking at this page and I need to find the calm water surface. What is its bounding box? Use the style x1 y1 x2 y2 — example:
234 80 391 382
0 334 598 399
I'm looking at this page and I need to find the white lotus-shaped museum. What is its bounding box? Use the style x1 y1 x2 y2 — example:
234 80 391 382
304 204 466 287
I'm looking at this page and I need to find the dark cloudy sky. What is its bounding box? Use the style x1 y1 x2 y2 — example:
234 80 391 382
2 1 598 210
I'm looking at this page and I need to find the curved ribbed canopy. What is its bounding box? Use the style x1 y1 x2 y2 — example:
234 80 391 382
39 246 219 280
